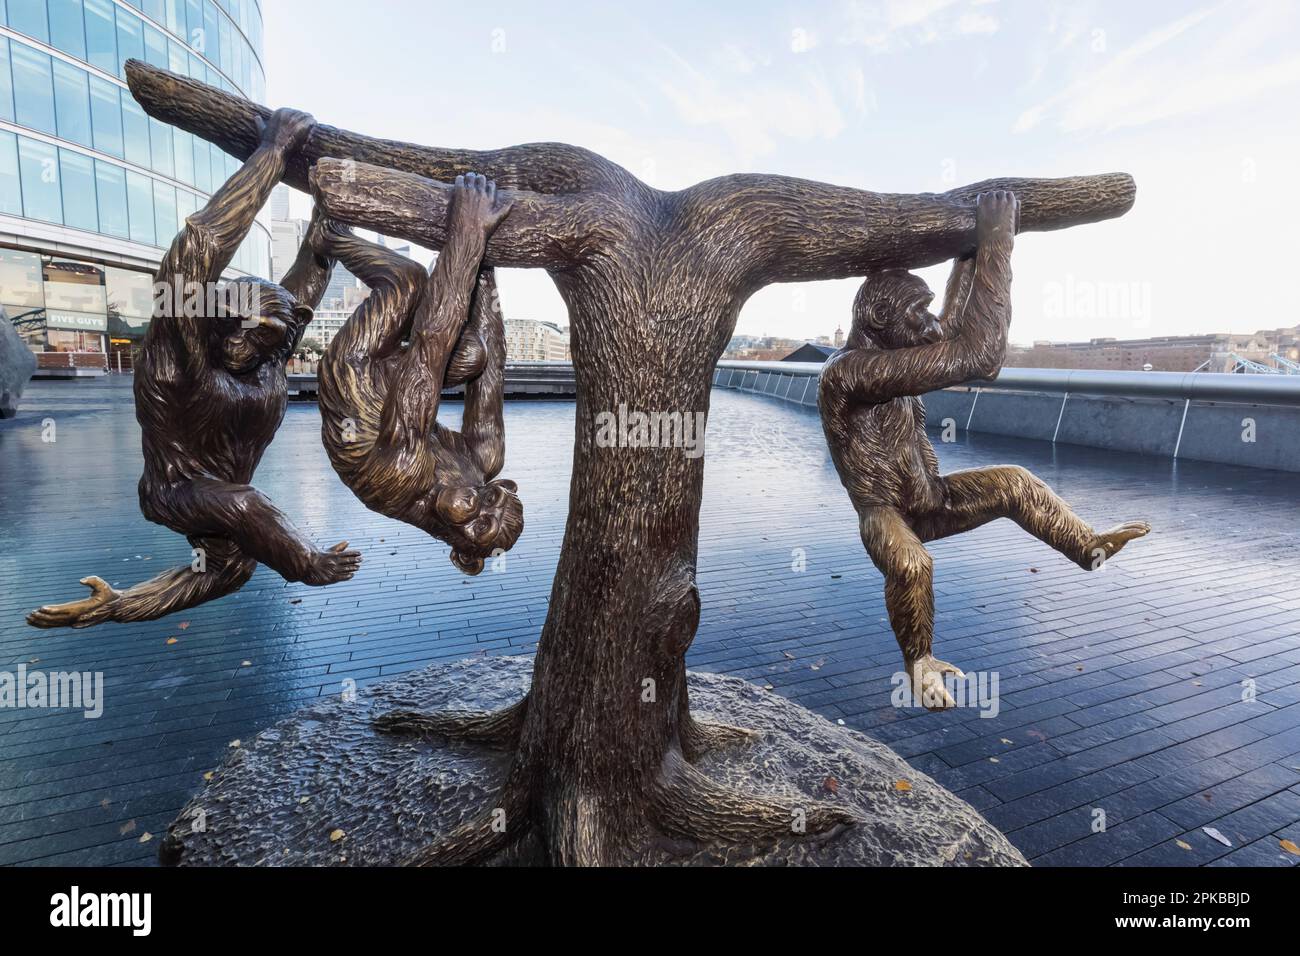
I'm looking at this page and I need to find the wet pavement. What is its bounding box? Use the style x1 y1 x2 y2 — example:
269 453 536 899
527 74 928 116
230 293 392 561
1 376 1298 866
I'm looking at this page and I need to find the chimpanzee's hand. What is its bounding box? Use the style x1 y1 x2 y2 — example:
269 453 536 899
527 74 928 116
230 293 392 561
448 173 513 242
976 190 1019 244
262 107 316 153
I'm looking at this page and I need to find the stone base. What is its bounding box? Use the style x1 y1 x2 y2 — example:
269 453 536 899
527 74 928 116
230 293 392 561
161 657 1027 867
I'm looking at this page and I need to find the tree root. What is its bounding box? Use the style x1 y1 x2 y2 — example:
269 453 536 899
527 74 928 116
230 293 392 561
681 713 760 761
374 696 527 750
650 752 856 848
401 769 532 866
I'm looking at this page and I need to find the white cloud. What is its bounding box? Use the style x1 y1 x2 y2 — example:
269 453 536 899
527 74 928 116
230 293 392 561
1014 1 1300 133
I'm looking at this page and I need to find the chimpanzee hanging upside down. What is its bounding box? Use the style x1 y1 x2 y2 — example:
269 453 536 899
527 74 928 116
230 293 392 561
28 109 361 630
818 191 1150 709
315 173 523 575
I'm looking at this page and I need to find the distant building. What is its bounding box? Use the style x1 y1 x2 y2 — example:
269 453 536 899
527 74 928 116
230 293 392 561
505 318 570 361
1006 325 1300 373
270 218 305 284
302 309 349 352
782 343 837 363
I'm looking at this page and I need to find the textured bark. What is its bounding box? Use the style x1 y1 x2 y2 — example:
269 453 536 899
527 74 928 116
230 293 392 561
127 60 1137 865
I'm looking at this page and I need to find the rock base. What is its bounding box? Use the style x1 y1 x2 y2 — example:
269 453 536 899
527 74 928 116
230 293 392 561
161 656 1027 867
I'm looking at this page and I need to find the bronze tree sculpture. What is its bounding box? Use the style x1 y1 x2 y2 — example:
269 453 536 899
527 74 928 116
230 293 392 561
121 60 1137 865
315 174 523 577
818 190 1150 711
27 108 361 631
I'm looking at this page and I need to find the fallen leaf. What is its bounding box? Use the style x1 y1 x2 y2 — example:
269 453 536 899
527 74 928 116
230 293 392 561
823 777 840 794
178 621 189 630
1000 738 1013 745
241 660 252 667
810 659 825 671
165 637 178 645
119 820 136 836
894 779 912 792
329 828 346 842
1280 839 1300 857
290 598 302 605
1176 840 1192 851
138 832 152 844
203 771 214 781
831 574 842 580
1202 826 1232 848
1029 568 1039 574
989 757 1000 763
228 739 241 749
299 796 310 804
782 652 795 660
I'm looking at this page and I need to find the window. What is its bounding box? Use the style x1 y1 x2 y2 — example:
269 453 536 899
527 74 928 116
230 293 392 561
172 127 193 185
0 247 46 311
115 7 143 80
148 116 172 176
18 136 62 223
44 256 107 316
167 36 185 73
11 44 56 135
84 0 118 75
152 179 175 246
191 133 210 192
49 0 88 61
106 266 154 320
8 0 50 44
144 23 167 69
121 94 150 166
0 38 14 123
88 75 122 157
126 168 154 245
94 159 129 238
141 0 165 26
52 59 92 148
0 131 21 215
59 148 97 231
202 1 219 69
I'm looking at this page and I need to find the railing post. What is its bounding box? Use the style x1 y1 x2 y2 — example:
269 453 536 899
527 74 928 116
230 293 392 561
1052 392 1070 443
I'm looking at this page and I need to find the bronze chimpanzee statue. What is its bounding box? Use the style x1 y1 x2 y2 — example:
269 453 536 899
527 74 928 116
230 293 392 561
28 108 360 630
315 173 523 576
819 191 1150 709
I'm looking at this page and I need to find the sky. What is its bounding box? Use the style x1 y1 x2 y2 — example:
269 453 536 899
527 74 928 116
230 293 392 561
264 0 1300 345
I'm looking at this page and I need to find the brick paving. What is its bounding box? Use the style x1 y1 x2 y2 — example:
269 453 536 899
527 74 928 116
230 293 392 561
1 376 1298 867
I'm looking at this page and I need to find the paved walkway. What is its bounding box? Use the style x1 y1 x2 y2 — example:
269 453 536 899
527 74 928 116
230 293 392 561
1 377 1298 866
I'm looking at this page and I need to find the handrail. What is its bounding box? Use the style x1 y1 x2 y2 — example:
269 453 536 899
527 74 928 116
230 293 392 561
715 360 1300 408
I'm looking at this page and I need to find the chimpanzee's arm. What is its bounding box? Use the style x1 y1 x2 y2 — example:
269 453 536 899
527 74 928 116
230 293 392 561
152 109 314 375
460 270 507 479
820 192 1017 405
376 175 509 450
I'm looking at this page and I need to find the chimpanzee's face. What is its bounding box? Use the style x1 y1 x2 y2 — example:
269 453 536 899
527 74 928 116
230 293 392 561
218 280 303 374
424 479 525 576
856 272 943 350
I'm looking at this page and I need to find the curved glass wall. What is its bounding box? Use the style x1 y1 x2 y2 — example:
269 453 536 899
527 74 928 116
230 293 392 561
1 0 268 354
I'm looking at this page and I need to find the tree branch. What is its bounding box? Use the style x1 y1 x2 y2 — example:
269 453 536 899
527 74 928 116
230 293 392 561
308 160 609 269
685 172 1136 285
124 59 635 195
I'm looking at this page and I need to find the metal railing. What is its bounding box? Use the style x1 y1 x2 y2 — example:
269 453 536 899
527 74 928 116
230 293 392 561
715 360 1300 408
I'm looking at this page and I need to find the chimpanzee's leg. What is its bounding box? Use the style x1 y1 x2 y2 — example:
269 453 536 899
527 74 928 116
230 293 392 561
859 506 964 710
145 478 360 586
914 466 1149 570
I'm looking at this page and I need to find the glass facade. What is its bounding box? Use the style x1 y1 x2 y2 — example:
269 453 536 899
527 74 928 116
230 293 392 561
1 0 268 355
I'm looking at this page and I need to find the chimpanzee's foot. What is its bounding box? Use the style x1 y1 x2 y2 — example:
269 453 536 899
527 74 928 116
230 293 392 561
301 541 363 585
1082 521 1150 569
905 655 966 711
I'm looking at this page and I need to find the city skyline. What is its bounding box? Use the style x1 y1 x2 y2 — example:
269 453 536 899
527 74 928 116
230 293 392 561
265 0 1299 345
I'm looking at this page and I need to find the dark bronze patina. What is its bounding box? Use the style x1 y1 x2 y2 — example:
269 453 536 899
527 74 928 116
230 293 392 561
818 191 1150 709
314 176 522 577
76 61 1137 864
28 108 361 629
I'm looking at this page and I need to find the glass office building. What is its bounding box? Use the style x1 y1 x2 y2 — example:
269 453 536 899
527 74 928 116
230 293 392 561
0 0 268 357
